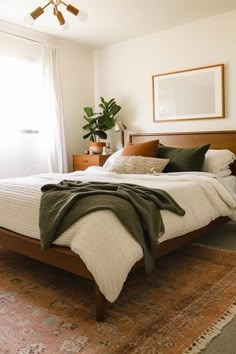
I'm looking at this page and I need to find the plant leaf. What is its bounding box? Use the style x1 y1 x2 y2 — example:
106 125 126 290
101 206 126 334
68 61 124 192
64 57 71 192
110 105 121 116
97 115 107 125
83 132 91 139
84 107 94 117
99 103 106 110
108 98 115 105
82 123 91 130
105 119 115 129
89 118 98 125
95 130 107 139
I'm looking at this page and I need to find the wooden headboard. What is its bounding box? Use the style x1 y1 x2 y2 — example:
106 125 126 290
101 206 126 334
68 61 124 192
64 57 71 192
129 130 236 175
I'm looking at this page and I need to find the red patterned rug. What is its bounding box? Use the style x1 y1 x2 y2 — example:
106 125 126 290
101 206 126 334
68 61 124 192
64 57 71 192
0 244 236 354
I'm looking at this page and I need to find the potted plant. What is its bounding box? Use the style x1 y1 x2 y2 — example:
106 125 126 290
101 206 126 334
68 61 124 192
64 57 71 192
82 97 121 154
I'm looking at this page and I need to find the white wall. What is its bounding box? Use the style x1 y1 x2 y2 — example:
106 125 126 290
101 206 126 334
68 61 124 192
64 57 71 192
0 21 94 176
55 38 94 171
95 10 236 149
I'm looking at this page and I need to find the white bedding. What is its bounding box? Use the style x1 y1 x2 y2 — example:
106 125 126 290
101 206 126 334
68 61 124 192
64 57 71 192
221 175 236 193
0 168 236 302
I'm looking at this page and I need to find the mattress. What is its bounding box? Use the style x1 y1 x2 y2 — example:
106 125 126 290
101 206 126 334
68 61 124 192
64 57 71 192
0 168 236 302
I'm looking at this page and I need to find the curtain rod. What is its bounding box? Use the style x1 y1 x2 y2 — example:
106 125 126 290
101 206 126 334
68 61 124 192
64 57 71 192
0 29 41 44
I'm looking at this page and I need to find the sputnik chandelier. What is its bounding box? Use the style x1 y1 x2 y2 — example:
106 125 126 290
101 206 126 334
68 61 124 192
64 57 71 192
25 0 88 30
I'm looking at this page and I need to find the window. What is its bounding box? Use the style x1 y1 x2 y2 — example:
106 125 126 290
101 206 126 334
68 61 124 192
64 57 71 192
0 36 49 178
0 55 44 135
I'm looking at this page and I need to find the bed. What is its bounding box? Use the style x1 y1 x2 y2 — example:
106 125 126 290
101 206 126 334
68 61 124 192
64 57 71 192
0 130 236 322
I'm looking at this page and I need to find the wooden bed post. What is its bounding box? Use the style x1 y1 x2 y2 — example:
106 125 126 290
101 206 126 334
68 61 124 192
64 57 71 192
95 283 105 322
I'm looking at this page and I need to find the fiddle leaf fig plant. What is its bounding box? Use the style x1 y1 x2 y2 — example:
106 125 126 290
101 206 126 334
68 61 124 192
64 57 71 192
82 97 121 142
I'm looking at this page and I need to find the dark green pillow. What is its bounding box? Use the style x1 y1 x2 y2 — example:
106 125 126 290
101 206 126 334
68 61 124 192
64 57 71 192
157 144 210 172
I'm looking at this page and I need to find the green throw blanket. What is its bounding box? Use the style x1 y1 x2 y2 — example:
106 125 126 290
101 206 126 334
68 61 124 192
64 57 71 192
39 180 185 273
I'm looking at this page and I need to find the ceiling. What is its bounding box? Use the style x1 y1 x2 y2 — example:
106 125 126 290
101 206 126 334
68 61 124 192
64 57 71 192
1 0 236 47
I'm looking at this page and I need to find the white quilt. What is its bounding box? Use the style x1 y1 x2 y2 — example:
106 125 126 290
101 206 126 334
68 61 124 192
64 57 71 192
0 168 236 302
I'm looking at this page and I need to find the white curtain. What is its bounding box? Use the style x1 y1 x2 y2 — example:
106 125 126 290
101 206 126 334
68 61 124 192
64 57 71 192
41 43 68 173
0 33 50 178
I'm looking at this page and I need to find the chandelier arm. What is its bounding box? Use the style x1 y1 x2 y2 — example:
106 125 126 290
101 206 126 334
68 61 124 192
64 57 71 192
42 2 52 10
60 1 79 16
56 11 66 25
61 1 69 6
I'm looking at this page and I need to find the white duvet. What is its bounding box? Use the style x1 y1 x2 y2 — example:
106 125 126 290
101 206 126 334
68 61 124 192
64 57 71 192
0 167 236 302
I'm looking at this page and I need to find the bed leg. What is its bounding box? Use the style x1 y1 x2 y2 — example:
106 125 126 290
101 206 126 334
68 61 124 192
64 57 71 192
95 283 105 322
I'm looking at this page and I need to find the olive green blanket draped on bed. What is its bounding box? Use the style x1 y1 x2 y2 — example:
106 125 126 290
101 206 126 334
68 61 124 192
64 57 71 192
39 180 185 273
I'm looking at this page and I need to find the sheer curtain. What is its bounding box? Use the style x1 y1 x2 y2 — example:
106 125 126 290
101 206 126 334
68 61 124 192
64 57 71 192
0 41 49 178
0 33 68 178
41 43 68 173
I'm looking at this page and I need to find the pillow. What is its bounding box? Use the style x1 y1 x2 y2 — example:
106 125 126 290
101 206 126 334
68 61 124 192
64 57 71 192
122 140 159 157
203 149 236 174
216 168 232 178
103 148 123 170
157 144 210 172
107 156 169 174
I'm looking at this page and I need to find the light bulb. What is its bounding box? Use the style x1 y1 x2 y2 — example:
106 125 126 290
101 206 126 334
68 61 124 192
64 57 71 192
24 14 35 25
77 9 88 21
61 22 69 31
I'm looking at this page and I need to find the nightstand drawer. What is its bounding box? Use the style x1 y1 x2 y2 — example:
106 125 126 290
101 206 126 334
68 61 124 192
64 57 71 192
73 156 94 168
73 154 110 171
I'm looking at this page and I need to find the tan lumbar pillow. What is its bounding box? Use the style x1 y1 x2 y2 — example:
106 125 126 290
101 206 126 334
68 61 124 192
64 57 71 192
107 155 169 174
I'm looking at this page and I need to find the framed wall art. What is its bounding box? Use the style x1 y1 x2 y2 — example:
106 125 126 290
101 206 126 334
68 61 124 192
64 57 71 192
152 64 225 122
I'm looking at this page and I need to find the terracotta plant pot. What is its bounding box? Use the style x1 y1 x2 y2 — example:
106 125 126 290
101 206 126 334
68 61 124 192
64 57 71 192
90 142 106 154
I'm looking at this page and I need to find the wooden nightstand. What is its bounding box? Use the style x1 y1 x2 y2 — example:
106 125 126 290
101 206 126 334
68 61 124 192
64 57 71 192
73 154 111 171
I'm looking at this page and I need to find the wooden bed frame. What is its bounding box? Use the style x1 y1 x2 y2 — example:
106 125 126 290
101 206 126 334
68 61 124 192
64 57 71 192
0 130 236 322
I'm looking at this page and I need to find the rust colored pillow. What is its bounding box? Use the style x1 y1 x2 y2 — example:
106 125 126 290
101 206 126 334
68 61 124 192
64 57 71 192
122 140 159 157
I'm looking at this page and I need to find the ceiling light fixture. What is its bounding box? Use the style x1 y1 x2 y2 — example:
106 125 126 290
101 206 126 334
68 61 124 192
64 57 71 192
24 0 88 31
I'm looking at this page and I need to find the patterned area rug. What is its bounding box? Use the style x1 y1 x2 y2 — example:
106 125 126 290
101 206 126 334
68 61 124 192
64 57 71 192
0 244 236 354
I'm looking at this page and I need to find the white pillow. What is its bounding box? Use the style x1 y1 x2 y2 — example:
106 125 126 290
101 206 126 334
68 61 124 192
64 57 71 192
203 149 235 174
216 168 232 178
107 156 169 174
103 148 123 170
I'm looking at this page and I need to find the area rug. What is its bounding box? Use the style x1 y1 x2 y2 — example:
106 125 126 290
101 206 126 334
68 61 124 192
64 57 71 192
0 244 236 354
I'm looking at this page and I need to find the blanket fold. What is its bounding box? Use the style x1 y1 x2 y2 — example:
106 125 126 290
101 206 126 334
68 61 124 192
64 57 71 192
40 180 185 273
